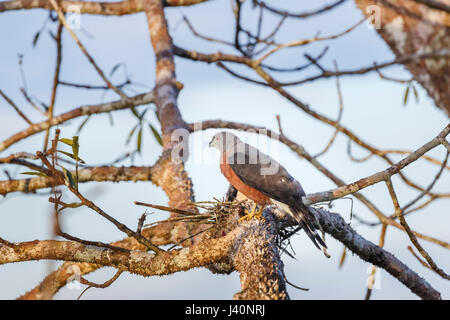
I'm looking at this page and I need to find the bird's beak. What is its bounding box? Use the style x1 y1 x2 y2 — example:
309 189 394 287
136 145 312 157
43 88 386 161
208 140 213 147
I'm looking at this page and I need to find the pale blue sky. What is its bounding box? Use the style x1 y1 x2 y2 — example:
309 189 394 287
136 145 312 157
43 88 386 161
0 0 449 299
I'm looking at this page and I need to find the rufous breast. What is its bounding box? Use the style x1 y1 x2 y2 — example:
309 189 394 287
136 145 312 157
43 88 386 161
220 153 271 205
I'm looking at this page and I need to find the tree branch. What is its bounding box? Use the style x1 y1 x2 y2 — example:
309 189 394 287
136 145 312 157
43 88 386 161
0 91 155 153
0 0 211 15
233 216 289 300
17 223 176 300
0 165 155 196
4 204 442 300
1 234 234 276
304 124 450 205
310 207 441 300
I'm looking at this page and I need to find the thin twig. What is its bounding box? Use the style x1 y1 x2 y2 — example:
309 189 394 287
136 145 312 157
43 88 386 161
43 19 64 151
37 140 163 254
385 179 449 280
0 89 32 125
365 223 388 300
49 0 128 100
77 269 124 300
313 60 344 158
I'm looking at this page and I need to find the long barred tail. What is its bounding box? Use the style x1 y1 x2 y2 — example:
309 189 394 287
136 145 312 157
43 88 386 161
289 203 327 250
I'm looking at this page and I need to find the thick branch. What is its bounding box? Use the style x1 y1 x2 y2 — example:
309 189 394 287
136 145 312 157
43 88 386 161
142 0 195 245
0 166 155 196
144 0 187 147
310 207 441 300
0 0 210 15
233 217 289 300
413 0 450 13
0 234 234 276
18 223 176 300
6 205 442 300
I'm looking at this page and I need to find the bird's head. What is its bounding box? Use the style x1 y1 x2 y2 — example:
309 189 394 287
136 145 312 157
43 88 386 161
209 131 240 152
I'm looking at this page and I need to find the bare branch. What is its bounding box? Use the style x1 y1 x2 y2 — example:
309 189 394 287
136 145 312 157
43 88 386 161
43 20 64 151
0 91 155 153
0 0 211 15
365 223 388 300
37 149 163 254
1 235 233 275
0 165 155 196
49 0 128 100
313 60 344 159
310 207 441 300
305 124 450 205
0 89 32 125
255 17 365 64
385 179 450 280
253 0 347 19
77 269 124 300
18 223 175 300
412 0 450 13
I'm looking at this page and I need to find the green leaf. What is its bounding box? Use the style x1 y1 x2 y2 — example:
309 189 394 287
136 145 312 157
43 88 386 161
107 112 114 126
109 63 122 77
63 202 83 209
40 101 49 111
131 107 140 120
57 150 85 164
339 246 347 269
403 83 410 106
140 108 149 121
60 166 76 189
47 30 56 42
77 115 91 134
72 136 79 162
59 138 73 147
32 31 41 47
137 127 143 154
21 171 48 178
412 84 419 103
149 124 163 146
126 124 138 145
58 202 83 212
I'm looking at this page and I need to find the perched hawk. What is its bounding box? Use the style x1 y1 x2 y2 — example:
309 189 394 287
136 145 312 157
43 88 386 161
209 131 326 250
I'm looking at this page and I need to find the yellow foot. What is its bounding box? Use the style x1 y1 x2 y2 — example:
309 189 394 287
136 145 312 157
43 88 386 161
254 206 265 221
238 204 265 223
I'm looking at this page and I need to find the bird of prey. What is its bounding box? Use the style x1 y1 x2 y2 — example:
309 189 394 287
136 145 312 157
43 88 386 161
209 131 326 249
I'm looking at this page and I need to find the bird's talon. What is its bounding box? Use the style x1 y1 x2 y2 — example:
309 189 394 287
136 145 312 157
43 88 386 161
238 205 265 222
238 210 254 223
255 207 265 221
253 213 265 221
